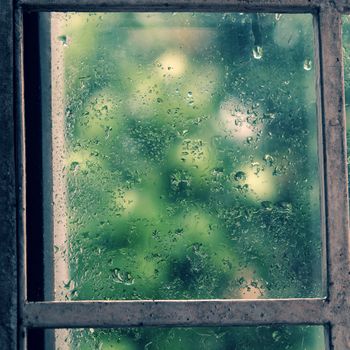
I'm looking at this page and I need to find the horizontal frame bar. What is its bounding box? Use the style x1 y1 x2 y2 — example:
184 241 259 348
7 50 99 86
23 299 329 328
18 0 323 12
339 1 350 13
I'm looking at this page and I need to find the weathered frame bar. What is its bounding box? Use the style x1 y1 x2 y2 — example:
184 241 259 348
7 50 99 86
14 6 27 350
7 0 349 349
318 4 350 348
23 299 329 328
0 0 17 349
17 0 322 12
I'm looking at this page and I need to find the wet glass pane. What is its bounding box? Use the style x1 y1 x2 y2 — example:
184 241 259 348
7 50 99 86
45 326 325 349
49 13 322 300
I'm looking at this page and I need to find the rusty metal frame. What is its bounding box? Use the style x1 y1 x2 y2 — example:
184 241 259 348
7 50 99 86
1 0 347 349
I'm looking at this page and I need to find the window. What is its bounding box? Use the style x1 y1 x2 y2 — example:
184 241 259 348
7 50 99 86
0 0 350 349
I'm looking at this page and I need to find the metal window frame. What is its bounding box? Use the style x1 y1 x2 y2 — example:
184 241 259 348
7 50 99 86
0 0 349 349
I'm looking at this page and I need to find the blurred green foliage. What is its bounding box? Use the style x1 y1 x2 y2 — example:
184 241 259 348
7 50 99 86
53 12 324 349
60 325 324 350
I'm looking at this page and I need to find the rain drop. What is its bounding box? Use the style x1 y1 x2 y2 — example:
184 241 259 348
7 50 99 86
303 59 312 71
261 201 273 211
246 136 253 144
234 171 247 181
57 35 69 47
275 13 282 21
111 268 135 285
263 154 274 166
69 161 80 173
252 46 263 60
272 330 281 342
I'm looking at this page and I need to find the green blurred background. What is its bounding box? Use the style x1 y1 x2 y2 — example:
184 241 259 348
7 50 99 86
52 12 325 349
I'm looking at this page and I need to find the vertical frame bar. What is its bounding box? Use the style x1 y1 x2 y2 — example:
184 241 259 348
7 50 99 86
15 5 27 350
0 0 17 348
318 4 350 349
0 0 17 344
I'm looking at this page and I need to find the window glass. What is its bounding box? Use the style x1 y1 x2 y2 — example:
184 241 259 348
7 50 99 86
49 12 322 300
46 326 325 349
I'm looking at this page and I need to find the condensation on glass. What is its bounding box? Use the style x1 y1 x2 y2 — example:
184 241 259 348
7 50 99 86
48 12 322 301
44 326 325 350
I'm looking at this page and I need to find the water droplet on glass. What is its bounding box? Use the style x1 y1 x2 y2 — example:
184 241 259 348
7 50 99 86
111 268 135 285
263 112 276 120
69 161 80 173
275 13 282 21
278 201 293 212
263 154 274 166
303 59 312 71
187 91 193 98
273 166 283 176
234 118 242 127
57 35 69 47
252 46 263 60
272 331 281 342
63 279 72 289
261 201 273 211
234 171 247 181
104 126 112 139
